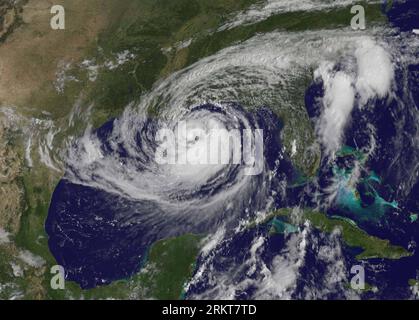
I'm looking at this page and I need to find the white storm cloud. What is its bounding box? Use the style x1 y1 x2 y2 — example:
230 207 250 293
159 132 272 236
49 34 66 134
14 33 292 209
315 39 394 156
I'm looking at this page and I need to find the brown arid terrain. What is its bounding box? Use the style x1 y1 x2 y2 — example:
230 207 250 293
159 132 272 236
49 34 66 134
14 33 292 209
0 0 416 301
0 116 23 234
0 0 22 41
0 0 112 111
0 1 123 298
0 0 117 236
0 2 15 38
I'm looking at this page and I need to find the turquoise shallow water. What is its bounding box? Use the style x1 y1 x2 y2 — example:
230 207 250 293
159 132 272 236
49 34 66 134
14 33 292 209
333 160 398 222
270 218 299 235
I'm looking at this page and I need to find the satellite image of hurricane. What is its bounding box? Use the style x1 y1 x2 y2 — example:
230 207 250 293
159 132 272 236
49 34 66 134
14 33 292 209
0 0 418 301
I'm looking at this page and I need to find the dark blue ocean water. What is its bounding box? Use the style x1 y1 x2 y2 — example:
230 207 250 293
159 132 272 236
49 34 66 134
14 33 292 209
385 0 419 32
189 0 419 299
46 0 419 297
46 104 293 289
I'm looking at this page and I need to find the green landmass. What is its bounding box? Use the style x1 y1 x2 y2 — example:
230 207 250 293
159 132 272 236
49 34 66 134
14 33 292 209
0 0 395 300
1 233 202 299
46 233 203 300
259 208 412 260
408 279 419 287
